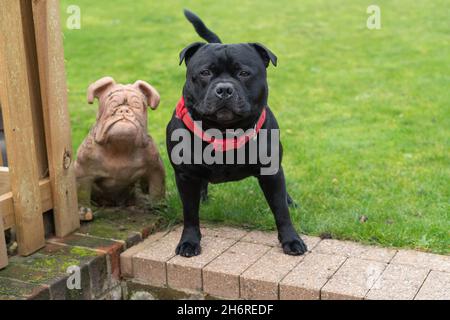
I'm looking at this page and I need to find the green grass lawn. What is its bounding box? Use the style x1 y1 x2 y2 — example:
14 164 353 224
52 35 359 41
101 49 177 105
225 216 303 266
61 0 449 254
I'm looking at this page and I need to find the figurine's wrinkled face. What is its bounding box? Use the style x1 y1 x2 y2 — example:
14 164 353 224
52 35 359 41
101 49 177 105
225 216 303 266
86 77 160 147
95 86 148 145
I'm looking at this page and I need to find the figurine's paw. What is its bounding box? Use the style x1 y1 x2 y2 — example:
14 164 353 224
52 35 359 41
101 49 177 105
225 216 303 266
79 206 94 222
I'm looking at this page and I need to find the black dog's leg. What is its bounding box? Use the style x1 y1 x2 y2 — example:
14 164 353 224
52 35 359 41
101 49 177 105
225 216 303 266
258 168 307 255
287 192 298 208
175 173 202 257
200 180 209 202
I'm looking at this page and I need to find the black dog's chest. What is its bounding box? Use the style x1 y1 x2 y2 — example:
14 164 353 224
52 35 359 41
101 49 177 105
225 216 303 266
205 163 258 184
166 106 282 183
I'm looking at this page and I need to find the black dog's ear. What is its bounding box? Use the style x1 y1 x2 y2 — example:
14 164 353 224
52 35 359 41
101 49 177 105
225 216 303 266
179 42 205 65
250 43 277 67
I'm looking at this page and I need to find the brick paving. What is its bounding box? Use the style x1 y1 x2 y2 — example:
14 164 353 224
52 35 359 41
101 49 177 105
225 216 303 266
167 236 236 291
280 253 346 300
0 211 163 300
203 241 270 299
121 226 450 300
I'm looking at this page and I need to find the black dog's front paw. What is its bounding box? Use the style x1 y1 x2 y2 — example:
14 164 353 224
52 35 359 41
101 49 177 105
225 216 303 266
279 230 308 256
176 229 202 257
282 238 307 256
176 241 201 257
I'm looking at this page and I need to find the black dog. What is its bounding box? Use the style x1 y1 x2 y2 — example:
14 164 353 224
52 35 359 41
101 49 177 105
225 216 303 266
166 10 307 257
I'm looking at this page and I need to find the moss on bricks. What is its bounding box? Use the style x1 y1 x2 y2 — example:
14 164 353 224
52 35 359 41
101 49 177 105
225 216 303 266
1 205 167 299
0 263 56 285
0 277 50 300
49 234 123 251
78 207 165 242
0 242 104 299
69 246 99 258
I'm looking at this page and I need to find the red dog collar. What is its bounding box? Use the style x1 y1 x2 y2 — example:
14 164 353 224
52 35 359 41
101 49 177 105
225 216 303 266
175 97 266 152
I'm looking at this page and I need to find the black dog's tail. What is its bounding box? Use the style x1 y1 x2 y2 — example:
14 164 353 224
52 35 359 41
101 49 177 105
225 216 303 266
184 9 222 43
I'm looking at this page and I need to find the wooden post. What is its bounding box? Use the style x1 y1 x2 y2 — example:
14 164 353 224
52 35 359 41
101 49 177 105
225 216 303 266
21 0 49 179
0 166 7 269
0 0 45 255
0 167 10 195
31 0 80 236
0 215 7 269
1 108 5 167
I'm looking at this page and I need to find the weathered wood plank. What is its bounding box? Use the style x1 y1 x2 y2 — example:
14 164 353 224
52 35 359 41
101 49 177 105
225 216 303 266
0 166 10 195
0 0 45 255
1 178 53 231
21 0 49 179
0 215 7 269
32 0 80 237
0 106 5 167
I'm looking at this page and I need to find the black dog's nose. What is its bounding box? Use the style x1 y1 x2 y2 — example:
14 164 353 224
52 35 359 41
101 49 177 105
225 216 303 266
215 83 234 100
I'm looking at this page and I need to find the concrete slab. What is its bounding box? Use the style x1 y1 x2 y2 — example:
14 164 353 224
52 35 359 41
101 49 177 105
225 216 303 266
366 263 429 300
203 241 270 299
280 252 346 300
166 236 236 291
391 250 450 273
132 229 182 287
120 230 168 278
240 246 304 300
241 230 279 247
120 225 450 301
315 239 396 263
201 226 249 240
321 258 386 300
415 271 450 300
241 230 321 251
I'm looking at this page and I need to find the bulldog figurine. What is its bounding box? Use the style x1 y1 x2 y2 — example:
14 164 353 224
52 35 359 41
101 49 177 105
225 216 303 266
75 77 165 221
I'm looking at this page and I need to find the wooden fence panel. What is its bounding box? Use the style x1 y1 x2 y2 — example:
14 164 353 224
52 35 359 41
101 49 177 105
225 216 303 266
1 178 53 231
0 0 45 255
31 0 80 236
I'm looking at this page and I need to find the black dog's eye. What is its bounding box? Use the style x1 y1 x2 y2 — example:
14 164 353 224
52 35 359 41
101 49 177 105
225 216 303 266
200 69 212 77
238 71 251 77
